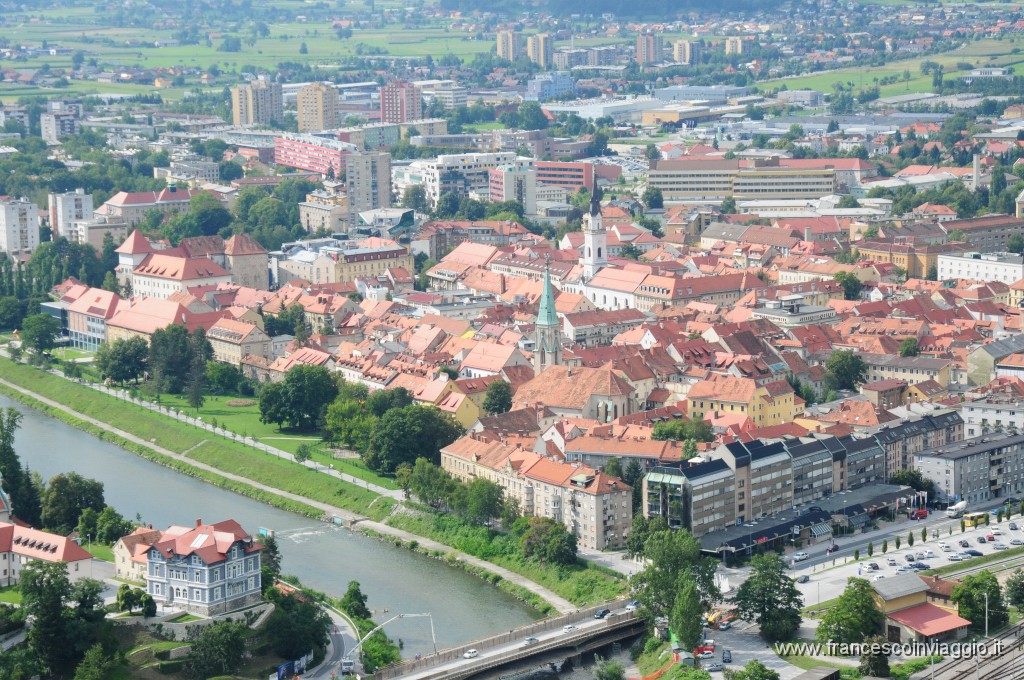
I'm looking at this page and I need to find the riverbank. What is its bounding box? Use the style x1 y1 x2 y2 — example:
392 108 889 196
0 360 602 614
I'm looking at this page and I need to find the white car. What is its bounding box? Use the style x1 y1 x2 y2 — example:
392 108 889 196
993 542 1009 550
886 557 898 566
947 553 963 561
993 529 1004 536
896 566 913 574
942 545 952 552
938 541 947 548
793 551 809 562
872 574 886 581
924 550 936 558
1011 539 1024 546
463 649 479 659
562 624 577 633
697 651 715 659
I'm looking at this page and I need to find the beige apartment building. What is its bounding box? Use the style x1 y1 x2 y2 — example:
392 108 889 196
296 82 338 132
441 435 632 550
207 318 271 365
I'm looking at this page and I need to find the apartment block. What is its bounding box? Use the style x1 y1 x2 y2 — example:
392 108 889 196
527 33 554 69
636 33 664 65
915 433 1024 505
48 188 93 239
648 158 837 201
231 78 283 126
488 164 536 214
419 152 518 207
0 198 40 255
942 215 1024 253
496 30 524 61
273 133 357 177
873 409 964 479
644 461 736 536
41 112 80 144
715 439 794 523
296 82 338 132
345 152 392 227
380 80 423 124
673 40 700 65
937 251 1024 285
441 435 632 550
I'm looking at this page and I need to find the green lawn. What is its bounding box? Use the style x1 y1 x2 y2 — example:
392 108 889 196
155 393 397 490
0 585 20 604
52 347 94 361
85 543 115 563
167 612 202 623
0 361 389 519
761 37 1020 97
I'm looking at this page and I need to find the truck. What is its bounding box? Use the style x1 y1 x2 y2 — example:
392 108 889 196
946 501 968 519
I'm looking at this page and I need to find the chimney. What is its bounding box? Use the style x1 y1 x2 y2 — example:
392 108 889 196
804 226 812 242
195 518 202 527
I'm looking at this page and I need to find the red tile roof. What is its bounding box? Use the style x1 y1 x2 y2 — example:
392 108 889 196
887 602 971 636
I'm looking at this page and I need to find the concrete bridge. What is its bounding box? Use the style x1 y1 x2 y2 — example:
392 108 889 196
371 601 645 680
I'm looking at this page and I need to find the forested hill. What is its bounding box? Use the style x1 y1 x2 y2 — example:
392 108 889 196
439 0 778 16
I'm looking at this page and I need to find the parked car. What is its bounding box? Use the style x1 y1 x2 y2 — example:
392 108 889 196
993 542 1009 550
947 553 963 561
938 541 947 548
989 532 1000 539
960 539 971 548
522 637 539 647
793 551 809 561
562 625 577 633
942 545 952 552
915 552 926 560
464 649 479 659
705 662 725 672
905 554 916 562
911 562 930 571
625 601 638 611
910 509 928 520
718 621 731 631
896 566 913 574
887 557 898 566
924 549 936 558
825 544 839 554
978 536 987 544
867 562 880 570
723 650 733 663
1011 539 1024 546
796 575 810 583
594 609 610 619
966 549 984 557
697 651 715 659
1010 522 1019 530
992 529 1004 536
872 574 886 581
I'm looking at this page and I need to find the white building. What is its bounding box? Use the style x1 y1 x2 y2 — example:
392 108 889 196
131 253 233 299
0 198 40 255
48 188 94 239
419 152 517 207
937 252 1024 286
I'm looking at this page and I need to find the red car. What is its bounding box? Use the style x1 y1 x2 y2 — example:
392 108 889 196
826 544 839 554
910 509 928 520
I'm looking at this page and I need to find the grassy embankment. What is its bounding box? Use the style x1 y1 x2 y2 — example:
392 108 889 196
0 361 626 609
0 360 388 520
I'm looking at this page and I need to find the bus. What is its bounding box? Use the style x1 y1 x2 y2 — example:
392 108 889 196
964 512 988 527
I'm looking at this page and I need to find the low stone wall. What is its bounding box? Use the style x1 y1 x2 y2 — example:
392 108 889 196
143 602 274 640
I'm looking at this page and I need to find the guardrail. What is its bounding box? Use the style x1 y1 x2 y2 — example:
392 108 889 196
372 599 633 680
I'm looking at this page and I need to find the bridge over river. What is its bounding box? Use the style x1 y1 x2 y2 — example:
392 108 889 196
371 601 645 680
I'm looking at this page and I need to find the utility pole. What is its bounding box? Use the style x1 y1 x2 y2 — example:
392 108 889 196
985 591 990 639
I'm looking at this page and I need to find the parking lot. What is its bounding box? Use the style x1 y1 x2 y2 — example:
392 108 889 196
794 510 1024 607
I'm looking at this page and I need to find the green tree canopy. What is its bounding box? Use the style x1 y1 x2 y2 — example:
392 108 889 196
184 620 249 679
41 472 105 535
816 577 883 645
631 525 720 621
258 364 338 431
94 336 148 384
652 416 713 443
899 337 920 357
731 553 803 642
19 313 59 354
952 570 1008 632
823 350 867 392
482 380 513 415
365 404 463 473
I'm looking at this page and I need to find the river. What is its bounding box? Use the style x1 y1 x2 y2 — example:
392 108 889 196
4 395 539 654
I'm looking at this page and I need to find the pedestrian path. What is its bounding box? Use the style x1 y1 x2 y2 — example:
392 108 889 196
0 376 575 614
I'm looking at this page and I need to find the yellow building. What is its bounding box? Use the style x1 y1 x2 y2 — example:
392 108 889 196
435 391 482 429
856 239 968 280
686 377 799 427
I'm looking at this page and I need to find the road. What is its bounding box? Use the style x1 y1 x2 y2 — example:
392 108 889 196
308 606 360 679
397 605 636 680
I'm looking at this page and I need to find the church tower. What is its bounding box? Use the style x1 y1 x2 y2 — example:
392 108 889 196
582 191 607 280
534 256 561 374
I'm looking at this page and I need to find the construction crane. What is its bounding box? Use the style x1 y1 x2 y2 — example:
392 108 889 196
341 612 436 674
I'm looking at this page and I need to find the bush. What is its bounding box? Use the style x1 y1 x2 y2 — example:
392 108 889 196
157 659 186 675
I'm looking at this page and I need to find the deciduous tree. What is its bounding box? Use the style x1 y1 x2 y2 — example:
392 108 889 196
482 380 512 415
731 553 803 642
816 577 883 644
